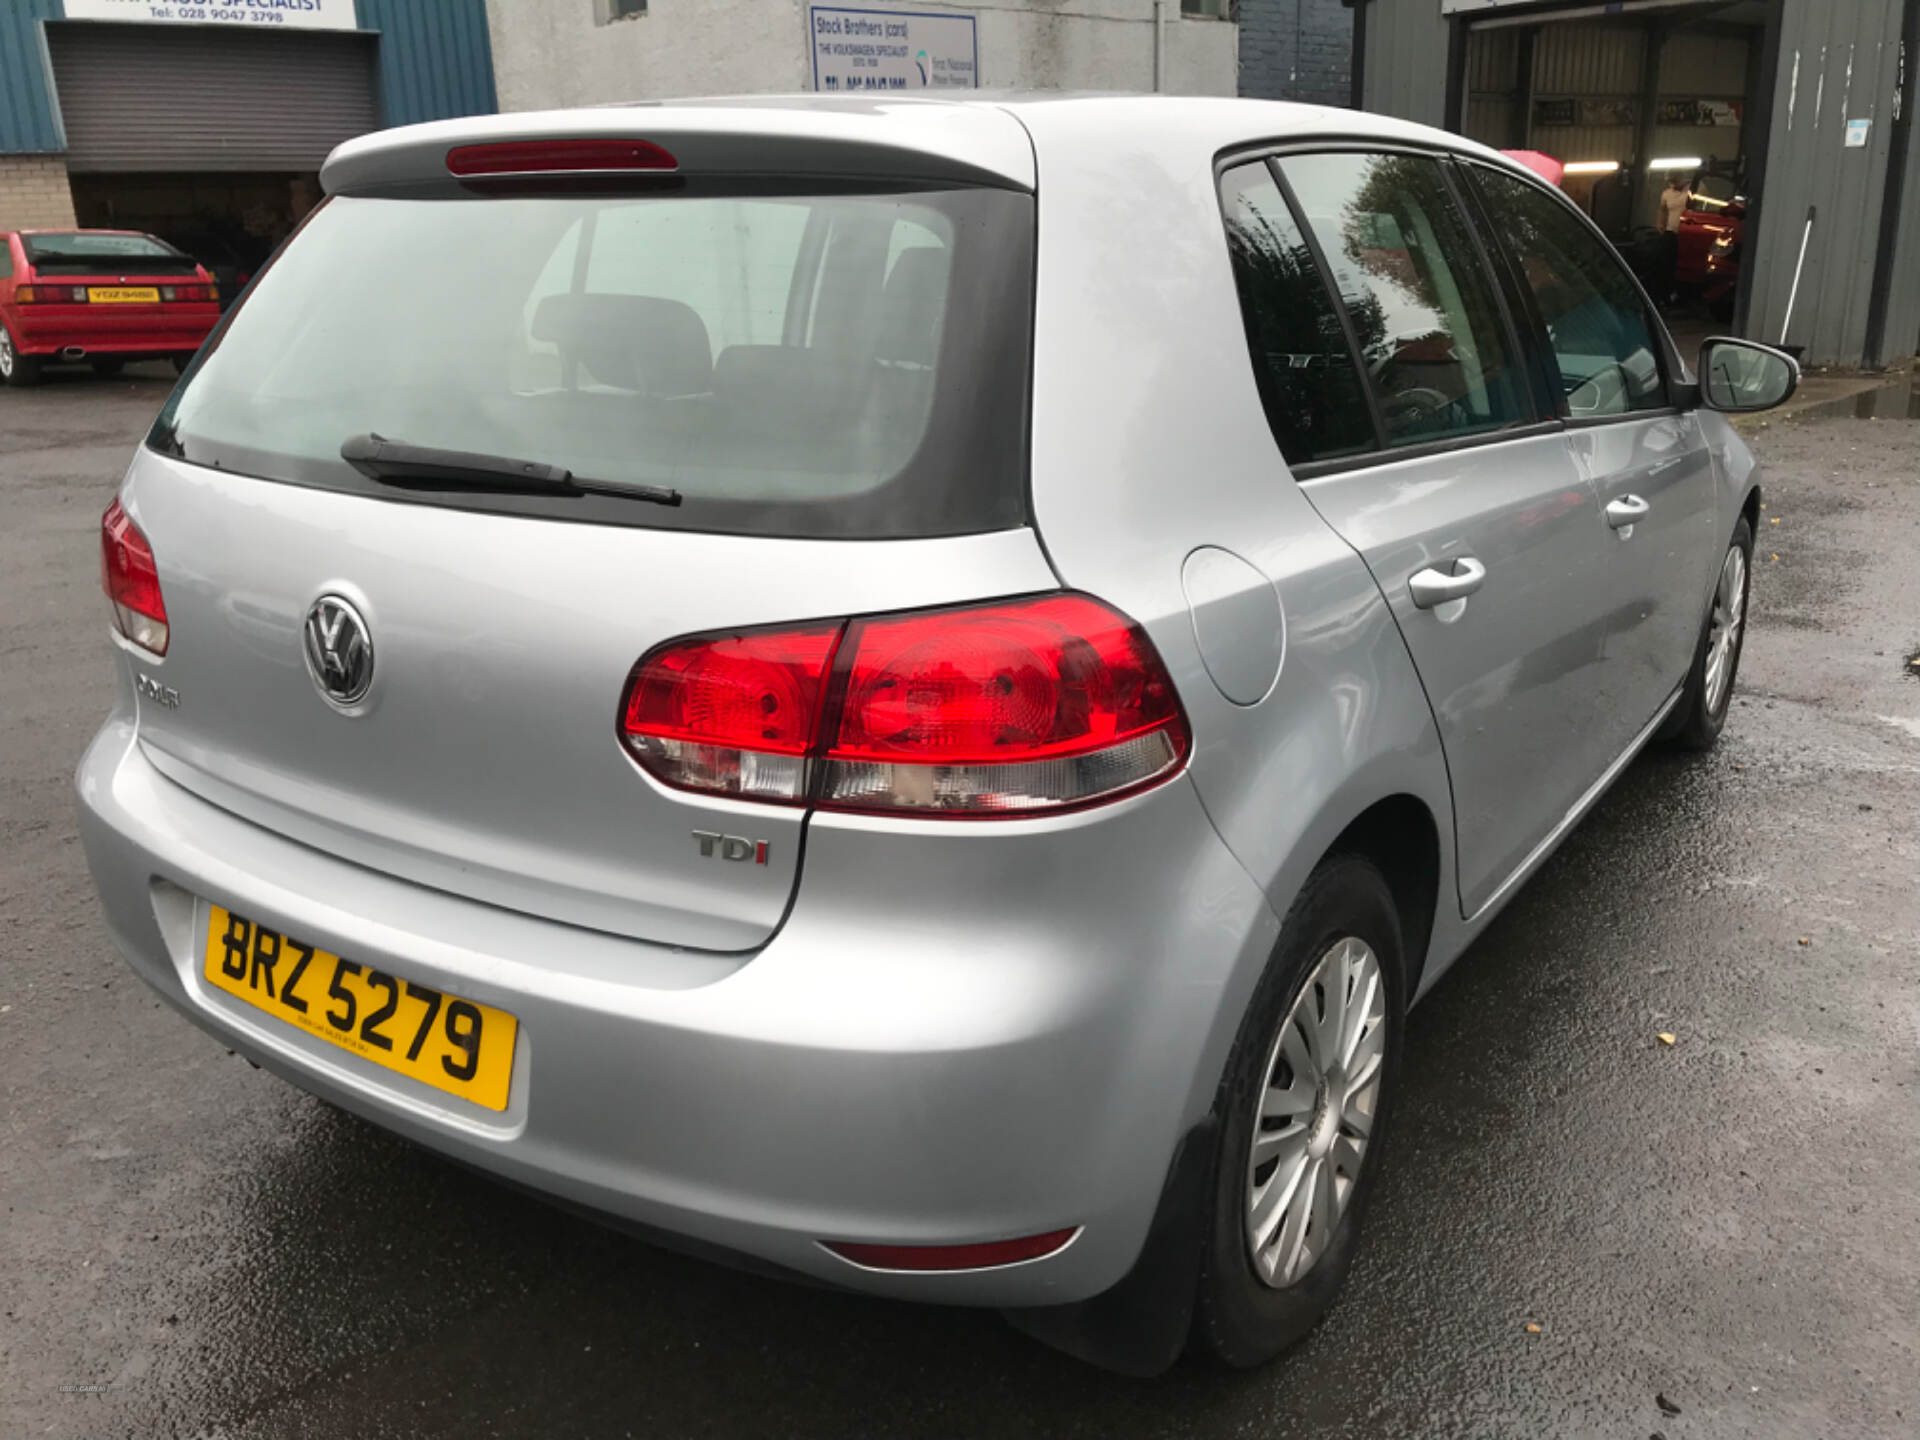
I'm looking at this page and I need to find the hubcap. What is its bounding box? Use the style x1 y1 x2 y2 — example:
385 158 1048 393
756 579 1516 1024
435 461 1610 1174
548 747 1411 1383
1704 542 1747 715
1245 937 1387 1288
0 327 13 378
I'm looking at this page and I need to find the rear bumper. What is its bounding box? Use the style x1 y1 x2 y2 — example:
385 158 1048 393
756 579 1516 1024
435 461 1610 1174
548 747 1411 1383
75 700 1279 1308
8 302 217 355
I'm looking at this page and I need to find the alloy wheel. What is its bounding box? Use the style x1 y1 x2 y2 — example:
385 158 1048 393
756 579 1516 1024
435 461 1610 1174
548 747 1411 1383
1704 542 1747 716
0 326 14 379
1244 937 1388 1288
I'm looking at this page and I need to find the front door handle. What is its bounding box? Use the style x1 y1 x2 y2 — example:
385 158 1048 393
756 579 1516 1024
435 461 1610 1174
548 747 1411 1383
1606 494 1651 530
1409 556 1487 610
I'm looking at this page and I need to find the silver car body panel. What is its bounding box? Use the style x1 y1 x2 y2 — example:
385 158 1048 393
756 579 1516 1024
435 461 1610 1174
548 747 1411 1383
120 454 1056 950
77 95 1763 1306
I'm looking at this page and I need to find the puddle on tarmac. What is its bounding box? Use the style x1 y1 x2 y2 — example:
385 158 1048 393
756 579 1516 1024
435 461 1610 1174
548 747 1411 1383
1853 379 1920 419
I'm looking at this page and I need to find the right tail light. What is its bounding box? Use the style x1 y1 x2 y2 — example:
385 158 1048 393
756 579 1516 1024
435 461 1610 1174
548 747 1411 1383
619 594 1189 817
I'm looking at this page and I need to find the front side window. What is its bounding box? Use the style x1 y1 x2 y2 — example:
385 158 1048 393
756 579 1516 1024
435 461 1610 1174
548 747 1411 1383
1218 161 1375 466
1278 151 1532 447
1469 165 1667 418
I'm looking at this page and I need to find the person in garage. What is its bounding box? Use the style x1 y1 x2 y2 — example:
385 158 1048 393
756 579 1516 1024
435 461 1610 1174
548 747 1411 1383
1651 171 1691 307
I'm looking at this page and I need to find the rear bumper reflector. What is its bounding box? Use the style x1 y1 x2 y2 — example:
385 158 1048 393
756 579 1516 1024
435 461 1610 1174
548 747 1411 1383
821 1227 1080 1273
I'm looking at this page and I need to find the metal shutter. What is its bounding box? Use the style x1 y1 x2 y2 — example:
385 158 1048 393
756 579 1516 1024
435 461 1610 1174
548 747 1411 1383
48 22 377 174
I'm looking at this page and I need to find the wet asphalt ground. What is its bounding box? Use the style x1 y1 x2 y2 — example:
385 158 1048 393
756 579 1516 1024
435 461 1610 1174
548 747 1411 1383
3 369 1917 1439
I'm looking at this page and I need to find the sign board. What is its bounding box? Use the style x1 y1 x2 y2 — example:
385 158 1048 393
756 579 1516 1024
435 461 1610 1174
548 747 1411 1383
809 6 978 92
62 0 359 28
1845 118 1873 148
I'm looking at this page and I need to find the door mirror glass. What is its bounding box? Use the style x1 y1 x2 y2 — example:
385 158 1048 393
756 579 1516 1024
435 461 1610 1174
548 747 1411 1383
1698 338 1798 413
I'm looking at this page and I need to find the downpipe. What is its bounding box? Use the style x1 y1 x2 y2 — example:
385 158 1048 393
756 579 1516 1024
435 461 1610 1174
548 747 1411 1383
1153 0 1167 93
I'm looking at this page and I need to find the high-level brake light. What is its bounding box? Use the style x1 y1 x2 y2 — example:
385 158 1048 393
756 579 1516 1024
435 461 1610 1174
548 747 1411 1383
446 139 679 176
100 499 168 656
618 594 1191 817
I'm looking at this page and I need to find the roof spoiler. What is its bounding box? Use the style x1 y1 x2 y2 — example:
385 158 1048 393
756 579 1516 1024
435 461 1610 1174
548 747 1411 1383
321 102 1036 196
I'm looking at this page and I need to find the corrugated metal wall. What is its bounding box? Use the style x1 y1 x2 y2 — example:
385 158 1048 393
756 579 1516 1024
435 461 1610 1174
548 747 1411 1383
48 23 378 172
1465 27 1519 147
1879 47 1920 364
0 1 63 153
1362 0 1450 127
1528 24 1644 169
1652 29 1751 166
0 0 494 160
1745 0 1908 364
355 0 498 128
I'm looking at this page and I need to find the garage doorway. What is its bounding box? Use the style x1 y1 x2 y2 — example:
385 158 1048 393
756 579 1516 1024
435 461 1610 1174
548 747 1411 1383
47 21 378 296
1460 1 1770 338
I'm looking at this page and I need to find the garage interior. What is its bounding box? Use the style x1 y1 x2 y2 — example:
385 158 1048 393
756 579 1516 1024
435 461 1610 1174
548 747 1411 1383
1456 1 1769 338
47 21 378 290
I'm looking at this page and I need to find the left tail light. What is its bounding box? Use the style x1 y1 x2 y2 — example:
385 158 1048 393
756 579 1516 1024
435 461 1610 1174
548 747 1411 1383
15 285 88 304
101 499 168 655
619 594 1190 817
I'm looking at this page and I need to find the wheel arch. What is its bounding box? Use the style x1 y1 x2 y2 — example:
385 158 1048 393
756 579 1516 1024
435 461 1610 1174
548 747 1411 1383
1323 794 1443 1000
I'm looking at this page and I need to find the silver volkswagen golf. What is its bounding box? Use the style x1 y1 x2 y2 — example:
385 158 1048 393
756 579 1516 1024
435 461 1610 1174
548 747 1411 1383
77 96 1797 1374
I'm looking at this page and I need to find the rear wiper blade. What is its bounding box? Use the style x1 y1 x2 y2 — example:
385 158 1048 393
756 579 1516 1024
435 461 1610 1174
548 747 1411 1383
340 433 682 507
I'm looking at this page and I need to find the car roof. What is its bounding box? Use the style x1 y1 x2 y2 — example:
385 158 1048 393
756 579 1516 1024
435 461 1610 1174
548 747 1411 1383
321 93 1525 197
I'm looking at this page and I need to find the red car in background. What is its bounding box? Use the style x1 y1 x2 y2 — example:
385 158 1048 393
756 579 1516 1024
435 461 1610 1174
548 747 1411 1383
0 229 220 387
1675 171 1746 321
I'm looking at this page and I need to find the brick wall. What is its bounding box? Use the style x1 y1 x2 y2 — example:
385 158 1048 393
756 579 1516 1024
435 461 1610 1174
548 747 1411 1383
1238 0 1353 108
0 155 77 231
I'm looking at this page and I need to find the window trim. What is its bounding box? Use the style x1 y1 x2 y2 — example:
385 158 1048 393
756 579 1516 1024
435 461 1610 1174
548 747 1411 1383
1261 158 1389 452
1290 418 1565 483
1443 157 1565 425
1455 157 1693 426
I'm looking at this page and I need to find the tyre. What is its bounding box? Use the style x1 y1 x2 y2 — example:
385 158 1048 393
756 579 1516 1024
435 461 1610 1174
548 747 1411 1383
0 322 41 387
1194 853 1407 1367
1660 515 1753 751
90 357 126 377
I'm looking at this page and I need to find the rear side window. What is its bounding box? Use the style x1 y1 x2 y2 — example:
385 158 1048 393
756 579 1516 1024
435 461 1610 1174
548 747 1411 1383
150 187 1034 540
1278 152 1532 448
1217 162 1375 466
1468 165 1667 418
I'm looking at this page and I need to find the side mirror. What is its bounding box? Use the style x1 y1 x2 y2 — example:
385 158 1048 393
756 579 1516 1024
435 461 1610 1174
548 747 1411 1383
1697 337 1799 414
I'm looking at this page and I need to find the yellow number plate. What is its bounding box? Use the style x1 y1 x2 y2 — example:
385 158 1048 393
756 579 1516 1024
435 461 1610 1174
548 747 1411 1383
202 905 517 1111
89 286 160 303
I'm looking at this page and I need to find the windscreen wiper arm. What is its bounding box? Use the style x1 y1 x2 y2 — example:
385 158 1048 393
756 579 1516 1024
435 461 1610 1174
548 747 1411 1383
340 433 682 507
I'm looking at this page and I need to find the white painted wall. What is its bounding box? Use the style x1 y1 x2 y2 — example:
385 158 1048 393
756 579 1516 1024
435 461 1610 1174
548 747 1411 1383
486 0 1237 112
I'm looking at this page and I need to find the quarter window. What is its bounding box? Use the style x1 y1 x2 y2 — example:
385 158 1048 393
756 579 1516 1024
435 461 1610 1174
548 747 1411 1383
1217 161 1375 466
1469 165 1667 418
1278 152 1532 447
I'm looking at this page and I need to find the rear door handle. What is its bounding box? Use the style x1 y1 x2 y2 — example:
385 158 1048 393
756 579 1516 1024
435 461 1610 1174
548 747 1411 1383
1408 556 1487 609
1606 494 1651 530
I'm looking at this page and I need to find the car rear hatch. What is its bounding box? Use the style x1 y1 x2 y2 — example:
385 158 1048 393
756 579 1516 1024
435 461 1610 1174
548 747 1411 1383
20 231 208 306
120 103 1047 952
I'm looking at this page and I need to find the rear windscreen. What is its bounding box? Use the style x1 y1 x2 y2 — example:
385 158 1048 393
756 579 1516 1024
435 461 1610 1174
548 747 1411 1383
149 186 1035 538
25 231 199 274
